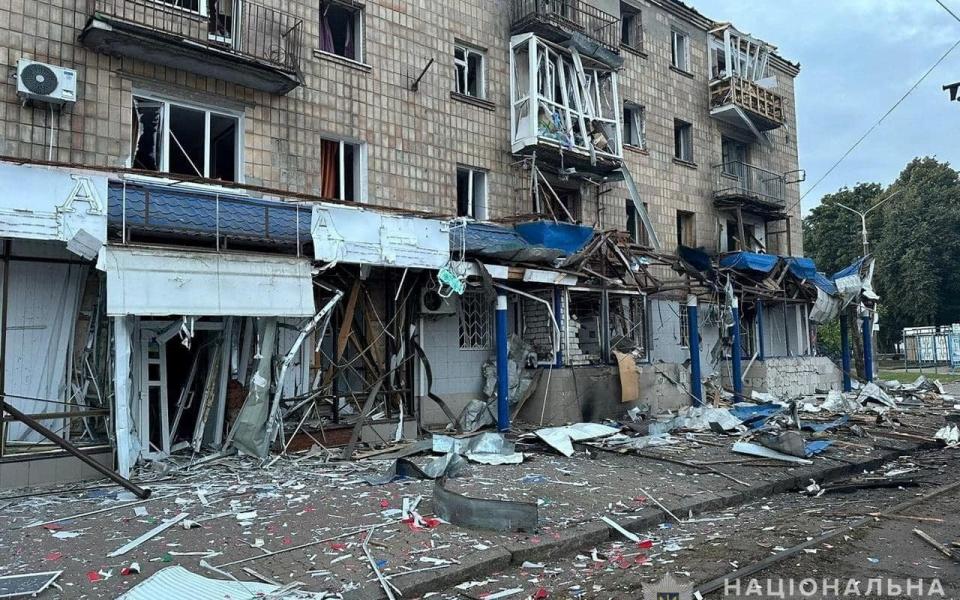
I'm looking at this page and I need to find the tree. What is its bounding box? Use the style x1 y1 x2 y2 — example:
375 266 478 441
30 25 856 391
803 183 884 276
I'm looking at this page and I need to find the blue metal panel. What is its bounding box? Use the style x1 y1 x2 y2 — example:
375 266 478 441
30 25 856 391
513 221 594 255
108 181 311 246
719 252 780 273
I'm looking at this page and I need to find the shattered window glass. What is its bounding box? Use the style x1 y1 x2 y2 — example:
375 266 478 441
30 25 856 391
609 294 647 360
132 97 164 172
454 44 486 98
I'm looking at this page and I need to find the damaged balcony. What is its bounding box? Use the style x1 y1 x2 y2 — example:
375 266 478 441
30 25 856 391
713 161 787 219
708 25 785 137
510 33 623 175
79 0 303 94
511 0 621 55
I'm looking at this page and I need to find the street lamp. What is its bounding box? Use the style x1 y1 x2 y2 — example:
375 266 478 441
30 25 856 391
833 190 902 257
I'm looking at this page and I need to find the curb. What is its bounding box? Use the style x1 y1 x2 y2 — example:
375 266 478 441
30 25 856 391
354 439 932 598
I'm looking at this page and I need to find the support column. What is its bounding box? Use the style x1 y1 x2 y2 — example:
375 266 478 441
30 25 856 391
756 300 766 361
687 295 703 406
861 310 874 382
840 314 852 392
496 293 510 431
731 297 744 401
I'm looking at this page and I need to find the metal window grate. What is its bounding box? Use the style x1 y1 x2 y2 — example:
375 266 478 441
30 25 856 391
459 290 492 350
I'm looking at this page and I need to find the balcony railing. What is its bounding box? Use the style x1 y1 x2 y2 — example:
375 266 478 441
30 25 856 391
710 76 785 130
713 161 785 207
89 0 303 73
512 0 621 54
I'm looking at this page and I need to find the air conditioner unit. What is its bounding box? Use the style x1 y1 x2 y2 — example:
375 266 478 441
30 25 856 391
16 59 77 107
421 288 457 316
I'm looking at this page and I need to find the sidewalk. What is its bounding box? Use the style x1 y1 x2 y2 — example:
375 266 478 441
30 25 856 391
0 387 954 599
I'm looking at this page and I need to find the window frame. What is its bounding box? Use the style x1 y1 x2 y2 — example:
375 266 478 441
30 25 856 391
620 3 643 51
458 288 492 350
673 119 693 162
626 200 650 246
456 166 488 220
319 0 365 63
676 209 695 247
721 136 749 177
671 29 690 72
454 42 487 99
623 102 646 149
320 136 368 203
130 91 244 184
678 303 690 348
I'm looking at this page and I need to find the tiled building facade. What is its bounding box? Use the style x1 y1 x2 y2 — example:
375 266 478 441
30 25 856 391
0 0 802 254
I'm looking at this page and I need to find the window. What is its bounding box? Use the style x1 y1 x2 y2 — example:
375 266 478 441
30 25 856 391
671 29 690 72
623 103 646 149
609 293 647 360
721 137 748 176
676 210 695 247
320 138 364 202
459 289 491 350
620 3 643 50
626 200 650 246
674 119 693 162
456 167 488 219
131 95 240 182
726 220 756 252
537 183 582 223
320 1 363 61
454 44 486 99
678 304 690 348
157 0 202 13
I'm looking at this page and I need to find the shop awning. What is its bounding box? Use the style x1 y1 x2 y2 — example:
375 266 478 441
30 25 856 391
98 246 316 317
719 251 780 273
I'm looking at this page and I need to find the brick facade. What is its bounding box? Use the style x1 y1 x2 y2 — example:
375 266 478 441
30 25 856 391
0 0 802 254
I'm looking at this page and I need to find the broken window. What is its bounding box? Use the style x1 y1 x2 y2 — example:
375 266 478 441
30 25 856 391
608 293 646 360
458 289 492 350
620 3 642 50
721 136 748 177
674 119 693 162
537 181 581 223
726 220 756 252
320 1 363 61
671 29 690 72
131 95 240 182
739 312 756 358
676 210 695 247
157 0 202 13
623 103 646 149
457 167 487 219
208 0 236 42
320 138 363 201
626 200 650 246
567 290 604 366
454 43 486 99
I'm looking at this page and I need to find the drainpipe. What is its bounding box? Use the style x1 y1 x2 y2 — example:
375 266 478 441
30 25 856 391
496 292 510 431
840 314 852 392
861 308 874 382
756 300 766 361
687 294 703 406
731 297 744 401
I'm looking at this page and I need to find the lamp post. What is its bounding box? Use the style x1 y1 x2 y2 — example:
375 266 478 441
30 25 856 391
833 190 901 258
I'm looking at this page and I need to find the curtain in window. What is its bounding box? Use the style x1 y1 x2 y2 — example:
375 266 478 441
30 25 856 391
320 139 339 199
320 7 335 53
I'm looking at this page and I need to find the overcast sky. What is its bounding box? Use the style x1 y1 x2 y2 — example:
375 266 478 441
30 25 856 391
695 0 960 214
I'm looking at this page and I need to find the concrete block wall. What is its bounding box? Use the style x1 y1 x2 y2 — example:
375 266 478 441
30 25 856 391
724 356 842 399
520 291 561 363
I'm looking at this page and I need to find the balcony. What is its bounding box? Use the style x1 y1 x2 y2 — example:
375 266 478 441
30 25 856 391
710 76 785 134
510 33 623 173
80 0 303 94
713 161 786 218
511 0 621 56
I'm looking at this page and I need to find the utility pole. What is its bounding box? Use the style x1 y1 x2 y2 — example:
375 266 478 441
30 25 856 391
832 190 902 381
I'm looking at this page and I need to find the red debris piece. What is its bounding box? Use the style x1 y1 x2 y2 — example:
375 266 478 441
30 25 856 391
330 542 347 551
43 523 62 531
282 536 293 545
379 499 390 508
45 551 62 561
637 539 653 549
86 571 101 582
533 588 549 599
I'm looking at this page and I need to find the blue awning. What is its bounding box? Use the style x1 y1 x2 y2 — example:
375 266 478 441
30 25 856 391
514 221 594 256
719 252 781 273
450 222 563 263
786 257 838 295
833 257 866 280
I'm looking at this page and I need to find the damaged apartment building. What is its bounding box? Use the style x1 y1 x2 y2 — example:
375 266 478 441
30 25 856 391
0 0 842 489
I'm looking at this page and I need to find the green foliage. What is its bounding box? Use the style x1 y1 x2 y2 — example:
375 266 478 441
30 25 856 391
815 320 841 358
804 158 960 350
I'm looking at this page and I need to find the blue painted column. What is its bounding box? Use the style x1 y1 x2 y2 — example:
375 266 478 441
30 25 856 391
861 310 874 382
756 300 766 361
687 295 703 406
840 314 852 392
731 297 744 401
496 293 510 431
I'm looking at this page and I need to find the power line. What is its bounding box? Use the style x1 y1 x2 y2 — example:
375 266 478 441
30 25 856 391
788 0 960 213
